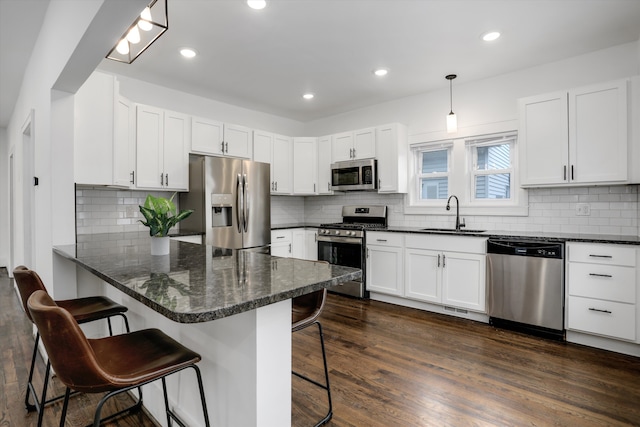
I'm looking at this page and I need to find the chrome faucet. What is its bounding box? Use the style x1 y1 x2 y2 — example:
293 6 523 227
446 195 465 231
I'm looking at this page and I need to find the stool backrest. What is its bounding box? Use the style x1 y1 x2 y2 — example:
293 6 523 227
13 265 47 322
27 290 112 393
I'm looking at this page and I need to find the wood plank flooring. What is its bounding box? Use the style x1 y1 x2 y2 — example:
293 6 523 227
2 268 640 426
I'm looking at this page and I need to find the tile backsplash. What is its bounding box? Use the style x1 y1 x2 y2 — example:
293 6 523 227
78 185 639 236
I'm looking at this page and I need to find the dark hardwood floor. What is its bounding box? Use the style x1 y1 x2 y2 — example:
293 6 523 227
2 268 640 426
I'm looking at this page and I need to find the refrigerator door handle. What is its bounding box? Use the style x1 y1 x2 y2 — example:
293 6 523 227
236 173 243 233
242 173 249 232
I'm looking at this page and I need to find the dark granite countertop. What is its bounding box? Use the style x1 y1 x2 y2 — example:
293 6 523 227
271 223 322 230
365 226 640 245
54 232 361 324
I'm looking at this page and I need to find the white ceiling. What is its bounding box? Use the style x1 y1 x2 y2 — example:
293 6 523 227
2 0 640 128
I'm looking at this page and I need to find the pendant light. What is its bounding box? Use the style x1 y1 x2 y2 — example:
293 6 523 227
446 74 458 133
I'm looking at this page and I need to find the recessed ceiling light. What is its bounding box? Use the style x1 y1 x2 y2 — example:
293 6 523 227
247 0 266 10
302 93 314 100
373 68 389 77
180 48 197 58
482 31 501 42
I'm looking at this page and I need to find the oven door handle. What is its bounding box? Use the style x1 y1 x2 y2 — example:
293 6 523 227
317 235 362 245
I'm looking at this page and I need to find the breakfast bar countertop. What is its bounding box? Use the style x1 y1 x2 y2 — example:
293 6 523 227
53 232 361 324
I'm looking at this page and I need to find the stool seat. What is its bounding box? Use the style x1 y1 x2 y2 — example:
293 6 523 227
57 296 128 324
79 329 200 392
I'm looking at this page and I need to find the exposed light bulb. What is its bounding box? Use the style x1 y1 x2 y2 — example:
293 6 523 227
447 112 457 133
138 7 153 31
127 26 141 44
116 39 130 55
247 0 266 10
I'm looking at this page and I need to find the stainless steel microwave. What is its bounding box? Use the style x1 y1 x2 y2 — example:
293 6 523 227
331 158 378 191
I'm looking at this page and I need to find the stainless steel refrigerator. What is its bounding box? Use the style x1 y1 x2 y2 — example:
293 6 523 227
179 155 271 250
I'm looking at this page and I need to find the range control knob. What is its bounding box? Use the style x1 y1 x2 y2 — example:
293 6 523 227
334 230 340 235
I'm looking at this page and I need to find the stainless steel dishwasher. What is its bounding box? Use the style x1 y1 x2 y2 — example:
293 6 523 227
487 239 565 340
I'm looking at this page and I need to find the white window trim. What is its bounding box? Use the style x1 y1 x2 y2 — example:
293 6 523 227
412 142 453 206
405 131 528 216
467 133 516 204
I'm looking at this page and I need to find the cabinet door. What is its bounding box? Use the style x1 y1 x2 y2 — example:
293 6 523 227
253 130 273 164
191 116 223 155
224 123 253 159
376 123 408 193
293 137 318 194
163 111 189 191
366 245 404 296
113 95 135 187
136 105 164 189
331 132 353 162
272 134 292 194
304 229 318 261
441 252 486 312
292 228 306 259
317 135 333 194
353 127 376 159
271 230 292 257
569 80 628 184
518 92 569 186
404 248 440 303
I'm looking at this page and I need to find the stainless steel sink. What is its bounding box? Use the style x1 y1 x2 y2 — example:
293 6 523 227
421 228 486 233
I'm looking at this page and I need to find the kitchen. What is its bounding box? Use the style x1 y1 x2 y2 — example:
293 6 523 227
1 0 640 426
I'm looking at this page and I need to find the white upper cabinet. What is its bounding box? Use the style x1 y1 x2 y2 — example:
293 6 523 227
253 130 292 194
191 117 252 159
135 105 189 191
376 123 408 193
75 72 135 187
331 127 376 162
317 135 333 195
519 79 628 187
293 137 318 195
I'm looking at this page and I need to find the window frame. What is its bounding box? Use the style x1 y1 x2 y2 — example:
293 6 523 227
411 141 453 206
467 134 516 204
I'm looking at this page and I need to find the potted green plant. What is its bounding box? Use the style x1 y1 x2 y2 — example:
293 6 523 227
139 193 194 255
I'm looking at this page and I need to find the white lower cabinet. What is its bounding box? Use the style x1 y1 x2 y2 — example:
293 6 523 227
404 234 486 312
566 242 637 343
271 228 317 260
366 232 404 296
271 229 292 257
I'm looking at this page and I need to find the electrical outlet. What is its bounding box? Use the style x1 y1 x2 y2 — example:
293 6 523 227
125 205 136 218
576 203 591 216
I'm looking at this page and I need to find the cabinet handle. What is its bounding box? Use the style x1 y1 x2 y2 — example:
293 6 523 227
271 182 274 191
221 141 225 153
130 171 135 184
225 142 228 153
563 165 567 181
328 182 331 191
166 173 169 186
588 307 612 314
288 243 292 253
160 173 164 186
367 248 369 258
589 254 613 259
589 273 613 278
275 181 278 191
314 183 316 192
276 236 285 239
437 254 440 267
376 239 387 242
571 165 574 180
442 254 446 267
353 148 356 158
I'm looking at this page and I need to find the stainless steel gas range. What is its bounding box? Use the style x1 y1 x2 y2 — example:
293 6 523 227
317 205 387 298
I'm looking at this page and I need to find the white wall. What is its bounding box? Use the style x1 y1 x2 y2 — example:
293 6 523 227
114 74 306 136
0 127 8 268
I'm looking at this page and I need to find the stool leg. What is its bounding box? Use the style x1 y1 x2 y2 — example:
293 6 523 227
192 365 211 427
58 388 72 427
25 332 40 411
316 321 333 426
161 377 172 427
35 361 51 427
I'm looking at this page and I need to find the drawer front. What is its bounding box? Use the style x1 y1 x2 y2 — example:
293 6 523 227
568 243 636 267
568 296 636 341
405 234 486 254
367 232 404 247
568 263 636 303
271 230 292 242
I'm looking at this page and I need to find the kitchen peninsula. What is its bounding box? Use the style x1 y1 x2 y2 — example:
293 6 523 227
53 232 361 427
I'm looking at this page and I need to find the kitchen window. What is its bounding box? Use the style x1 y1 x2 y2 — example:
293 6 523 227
406 131 527 216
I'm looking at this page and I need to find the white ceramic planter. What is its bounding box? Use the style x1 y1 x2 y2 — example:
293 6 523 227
150 236 170 256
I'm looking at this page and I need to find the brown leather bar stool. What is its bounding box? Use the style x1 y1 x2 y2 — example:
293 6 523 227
27 290 210 427
13 265 130 421
292 286 333 426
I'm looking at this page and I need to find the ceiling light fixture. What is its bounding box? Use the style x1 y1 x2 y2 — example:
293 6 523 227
445 74 458 133
302 93 315 100
180 48 197 58
482 31 501 42
373 68 388 77
106 0 168 64
247 0 267 10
